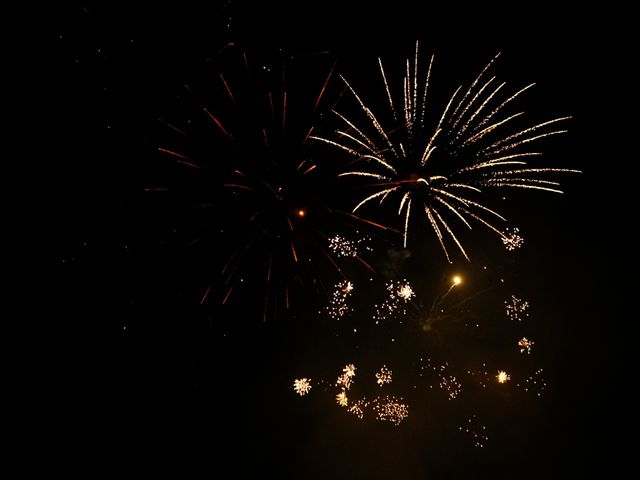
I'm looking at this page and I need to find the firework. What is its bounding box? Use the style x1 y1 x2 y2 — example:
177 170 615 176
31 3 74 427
439 375 462 400
343 363 357 377
328 233 372 258
505 295 530 321
518 337 534 354
374 280 415 322
376 366 393 386
348 399 369 419
496 370 511 384
516 368 546 397
153 45 380 320
326 281 355 320
459 415 489 448
372 396 409 425
336 391 349 407
293 378 312 396
502 227 524 251
313 43 578 260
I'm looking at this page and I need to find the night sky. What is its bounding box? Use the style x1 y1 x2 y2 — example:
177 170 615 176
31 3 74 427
21 3 634 478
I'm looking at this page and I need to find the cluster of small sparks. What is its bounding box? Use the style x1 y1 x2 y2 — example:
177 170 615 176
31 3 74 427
313 43 579 261
459 415 489 448
293 378 312 396
376 366 393 386
374 280 415 323
516 368 547 397
505 295 530 321
501 227 524 251
419 358 464 399
336 363 357 392
372 396 410 425
466 364 491 389
439 375 463 400
326 281 355 320
518 336 534 354
293 362 409 425
328 233 372 258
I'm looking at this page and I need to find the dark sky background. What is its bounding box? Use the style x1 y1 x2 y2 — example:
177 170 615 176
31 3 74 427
18 2 634 478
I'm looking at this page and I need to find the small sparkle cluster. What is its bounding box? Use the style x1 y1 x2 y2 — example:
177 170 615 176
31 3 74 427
326 281 355 320
293 378 312 396
505 295 530 322
328 233 372 258
375 366 393 386
501 227 524 251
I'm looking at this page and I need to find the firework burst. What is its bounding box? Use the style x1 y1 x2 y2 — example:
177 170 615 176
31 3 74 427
153 45 381 319
313 43 579 261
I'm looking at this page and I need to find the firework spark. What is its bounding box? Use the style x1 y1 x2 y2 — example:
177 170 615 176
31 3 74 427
293 378 312 396
506 295 530 321
313 44 578 260
336 391 349 407
376 366 393 386
518 337 534 354
496 370 511 384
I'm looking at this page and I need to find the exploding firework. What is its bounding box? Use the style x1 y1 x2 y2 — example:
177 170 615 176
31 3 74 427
502 227 524 251
336 391 349 407
376 366 393 386
496 370 511 384
293 378 312 396
153 45 380 320
518 337 534 354
313 43 579 260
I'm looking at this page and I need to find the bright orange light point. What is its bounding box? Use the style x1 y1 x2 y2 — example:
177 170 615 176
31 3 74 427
452 275 462 285
297 209 306 218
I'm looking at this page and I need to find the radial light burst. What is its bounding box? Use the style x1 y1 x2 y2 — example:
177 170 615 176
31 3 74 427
313 43 579 261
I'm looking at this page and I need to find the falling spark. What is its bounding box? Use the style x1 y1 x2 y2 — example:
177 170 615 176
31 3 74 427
496 370 511 384
502 227 524 251
315 44 578 258
376 366 393 386
518 337 534 354
293 378 312 396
